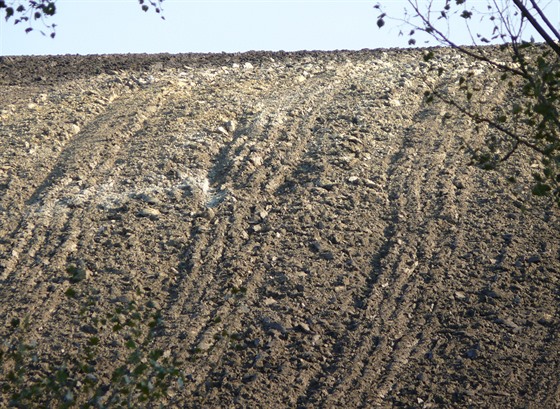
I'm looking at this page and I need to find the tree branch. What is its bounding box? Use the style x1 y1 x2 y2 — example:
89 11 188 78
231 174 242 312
429 88 548 156
529 0 560 42
509 40 560 130
406 1 529 78
512 0 560 57
500 140 520 162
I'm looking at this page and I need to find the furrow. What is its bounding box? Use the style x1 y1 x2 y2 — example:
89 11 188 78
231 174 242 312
0 83 171 334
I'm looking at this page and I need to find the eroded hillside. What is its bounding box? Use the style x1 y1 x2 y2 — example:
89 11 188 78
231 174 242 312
0 50 559 408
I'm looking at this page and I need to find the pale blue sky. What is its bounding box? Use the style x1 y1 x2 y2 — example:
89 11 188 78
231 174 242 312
0 1 558 56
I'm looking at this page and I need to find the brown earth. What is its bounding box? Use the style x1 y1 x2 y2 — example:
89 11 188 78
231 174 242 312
0 49 559 408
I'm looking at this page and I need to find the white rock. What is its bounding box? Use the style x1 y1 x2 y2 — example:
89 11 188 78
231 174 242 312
364 179 382 189
217 126 229 136
249 153 263 167
298 322 311 333
263 297 277 306
225 120 237 133
138 207 160 219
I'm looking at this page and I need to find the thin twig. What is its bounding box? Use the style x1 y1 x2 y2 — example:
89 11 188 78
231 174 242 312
407 0 560 131
512 0 560 57
406 1 529 78
500 140 520 162
529 0 560 42
430 88 548 156
509 39 560 130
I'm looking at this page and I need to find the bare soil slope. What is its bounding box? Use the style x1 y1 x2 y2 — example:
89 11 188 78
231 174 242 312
1 49 559 408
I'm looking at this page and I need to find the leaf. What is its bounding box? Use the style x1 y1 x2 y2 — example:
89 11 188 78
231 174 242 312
142 5 149 11
534 102 552 116
133 363 148 376
533 173 544 182
112 366 127 382
532 183 551 196
423 51 435 61
408 38 416 46
67 264 86 283
88 337 100 346
460 10 472 19
42 2 55 16
5 6 13 20
65 287 76 298
149 349 164 361
376 18 385 28
64 390 74 403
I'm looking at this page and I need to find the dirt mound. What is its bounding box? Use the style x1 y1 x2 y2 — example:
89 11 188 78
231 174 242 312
1 49 559 408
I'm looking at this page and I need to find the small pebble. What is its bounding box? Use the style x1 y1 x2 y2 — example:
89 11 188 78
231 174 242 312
138 207 160 219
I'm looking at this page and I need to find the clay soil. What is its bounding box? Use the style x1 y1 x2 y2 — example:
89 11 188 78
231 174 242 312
0 49 559 408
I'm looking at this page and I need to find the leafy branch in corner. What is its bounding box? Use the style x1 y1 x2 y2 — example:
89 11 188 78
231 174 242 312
0 289 184 408
1 0 57 37
138 0 165 19
375 0 560 204
1 0 165 37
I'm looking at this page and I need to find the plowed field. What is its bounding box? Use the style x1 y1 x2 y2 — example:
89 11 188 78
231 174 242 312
1 49 559 408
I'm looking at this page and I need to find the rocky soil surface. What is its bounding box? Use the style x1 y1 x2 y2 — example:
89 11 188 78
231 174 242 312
0 49 559 408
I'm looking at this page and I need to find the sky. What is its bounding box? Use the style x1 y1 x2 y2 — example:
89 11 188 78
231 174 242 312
0 0 559 56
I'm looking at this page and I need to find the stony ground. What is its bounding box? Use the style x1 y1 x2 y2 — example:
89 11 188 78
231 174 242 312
0 49 559 408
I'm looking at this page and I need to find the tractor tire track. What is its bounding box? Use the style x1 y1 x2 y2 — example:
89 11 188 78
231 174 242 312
0 82 172 337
